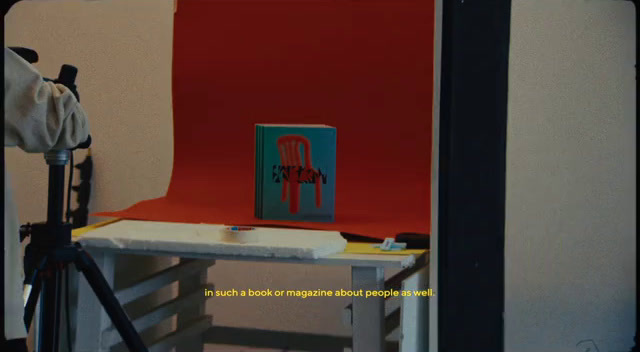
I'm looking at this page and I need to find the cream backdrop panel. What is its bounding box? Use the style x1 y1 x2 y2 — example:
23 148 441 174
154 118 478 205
506 1 636 351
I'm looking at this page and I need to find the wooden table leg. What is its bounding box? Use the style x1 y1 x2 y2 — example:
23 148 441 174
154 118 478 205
399 263 429 352
351 266 385 352
74 250 116 352
176 257 209 352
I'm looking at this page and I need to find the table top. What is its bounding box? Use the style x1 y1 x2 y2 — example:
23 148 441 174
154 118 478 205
74 219 427 269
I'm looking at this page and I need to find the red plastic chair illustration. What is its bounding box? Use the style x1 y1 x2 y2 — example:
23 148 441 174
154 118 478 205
277 135 322 214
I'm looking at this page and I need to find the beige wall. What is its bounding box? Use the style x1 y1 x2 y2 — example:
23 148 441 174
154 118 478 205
506 1 636 351
4 0 178 347
5 0 175 219
4 1 355 350
9 0 635 351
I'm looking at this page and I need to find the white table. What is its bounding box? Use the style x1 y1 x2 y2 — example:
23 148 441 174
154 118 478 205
69 226 429 352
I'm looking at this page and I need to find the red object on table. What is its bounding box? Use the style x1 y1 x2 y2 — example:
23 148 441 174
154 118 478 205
95 0 434 240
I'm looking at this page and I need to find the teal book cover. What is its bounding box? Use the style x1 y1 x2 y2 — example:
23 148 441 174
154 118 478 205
255 124 336 222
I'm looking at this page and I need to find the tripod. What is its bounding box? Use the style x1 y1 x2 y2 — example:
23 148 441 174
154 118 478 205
17 63 148 352
21 150 147 352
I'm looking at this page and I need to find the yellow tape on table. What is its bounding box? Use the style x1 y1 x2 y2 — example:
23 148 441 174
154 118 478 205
344 242 427 255
71 218 121 238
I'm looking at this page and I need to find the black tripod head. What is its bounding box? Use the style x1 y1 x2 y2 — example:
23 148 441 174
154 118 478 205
9 47 83 102
54 64 80 102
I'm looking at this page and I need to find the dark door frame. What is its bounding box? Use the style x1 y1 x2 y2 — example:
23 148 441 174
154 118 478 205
436 1 511 351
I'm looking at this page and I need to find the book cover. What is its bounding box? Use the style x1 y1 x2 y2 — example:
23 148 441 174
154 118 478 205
255 124 336 222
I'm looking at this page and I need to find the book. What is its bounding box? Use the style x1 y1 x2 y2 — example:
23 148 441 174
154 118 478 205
255 124 336 222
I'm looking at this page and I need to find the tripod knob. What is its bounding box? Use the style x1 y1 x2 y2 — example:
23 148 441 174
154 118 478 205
19 223 32 242
71 135 92 151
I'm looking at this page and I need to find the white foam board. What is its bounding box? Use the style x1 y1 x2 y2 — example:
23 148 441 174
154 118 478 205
78 220 347 259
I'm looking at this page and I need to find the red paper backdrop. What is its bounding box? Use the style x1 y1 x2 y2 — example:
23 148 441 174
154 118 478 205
96 0 434 240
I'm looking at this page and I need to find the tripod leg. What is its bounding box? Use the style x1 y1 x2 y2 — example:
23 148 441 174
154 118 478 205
24 273 43 331
23 245 48 334
74 245 147 352
39 265 62 352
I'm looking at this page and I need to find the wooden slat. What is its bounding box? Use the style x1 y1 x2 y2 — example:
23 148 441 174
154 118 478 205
203 326 400 351
114 259 214 304
343 294 401 328
110 316 213 352
148 316 212 352
104 284 214 346
385 307 401 336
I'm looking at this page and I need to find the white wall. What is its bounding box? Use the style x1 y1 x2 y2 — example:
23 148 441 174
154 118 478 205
506 1 636 352
4 1 359 350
